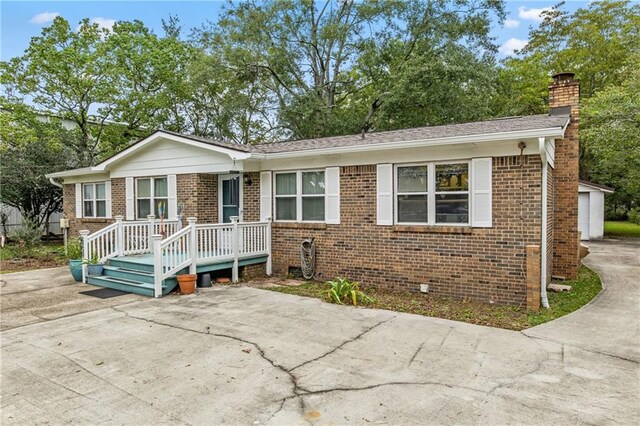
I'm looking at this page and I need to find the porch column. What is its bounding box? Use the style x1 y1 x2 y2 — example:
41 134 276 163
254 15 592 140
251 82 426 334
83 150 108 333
115 216 124 256
147 215 156 249
79 230 90 283
152 234 163 298
188 217 197 275
231 216 239 283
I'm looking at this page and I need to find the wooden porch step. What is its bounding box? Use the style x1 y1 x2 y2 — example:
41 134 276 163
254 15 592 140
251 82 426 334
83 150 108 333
86 275 174 297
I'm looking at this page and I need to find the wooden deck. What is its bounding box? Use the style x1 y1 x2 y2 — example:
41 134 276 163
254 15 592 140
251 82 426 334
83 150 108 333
116 252 269 274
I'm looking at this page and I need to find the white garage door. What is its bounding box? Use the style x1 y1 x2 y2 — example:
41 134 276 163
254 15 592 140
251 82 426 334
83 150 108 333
578 192 590 240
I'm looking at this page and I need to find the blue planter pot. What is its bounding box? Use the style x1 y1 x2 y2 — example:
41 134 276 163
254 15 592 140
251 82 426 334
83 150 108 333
86 264 104 277
69 259 83 282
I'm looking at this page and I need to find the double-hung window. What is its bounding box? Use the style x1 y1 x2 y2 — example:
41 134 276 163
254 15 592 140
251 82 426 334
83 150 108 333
435 163 469 224
274 170 325 222
136 177 168 219
83 182 107 218
395 162 469 225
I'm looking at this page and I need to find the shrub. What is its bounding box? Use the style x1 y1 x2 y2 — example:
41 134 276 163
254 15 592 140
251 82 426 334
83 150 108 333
11 219 42 248
327 277 373 306
628 207 640 225
66 237 83 260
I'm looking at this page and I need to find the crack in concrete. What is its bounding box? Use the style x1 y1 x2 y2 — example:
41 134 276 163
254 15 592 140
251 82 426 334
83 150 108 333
288 316 396 373
408 341 426 367
523 333 639 365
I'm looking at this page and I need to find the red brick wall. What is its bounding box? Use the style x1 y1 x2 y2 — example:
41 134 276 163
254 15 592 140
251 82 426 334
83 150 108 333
549 76 580 279
546 166 555 283
269 157 543 306
64 178 126 237
242 172 260 222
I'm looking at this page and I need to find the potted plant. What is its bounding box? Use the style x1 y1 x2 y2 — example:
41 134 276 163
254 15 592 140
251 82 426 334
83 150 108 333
177 274 197 294
83 252 104 276
67 238 83 282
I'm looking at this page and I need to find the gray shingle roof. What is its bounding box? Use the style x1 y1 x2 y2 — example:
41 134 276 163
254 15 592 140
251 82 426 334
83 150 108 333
159 113 569 155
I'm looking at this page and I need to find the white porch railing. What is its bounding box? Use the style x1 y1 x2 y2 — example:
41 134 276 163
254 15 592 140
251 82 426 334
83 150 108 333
81 215 272 297
153 216 271 298
80 215 182 282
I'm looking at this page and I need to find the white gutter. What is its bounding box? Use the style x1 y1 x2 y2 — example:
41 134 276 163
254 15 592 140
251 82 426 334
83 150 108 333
49 177 63 188
539 137 550 309
255 126 567 160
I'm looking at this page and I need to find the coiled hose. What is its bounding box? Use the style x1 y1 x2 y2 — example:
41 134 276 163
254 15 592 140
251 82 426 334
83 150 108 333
301 238 316 280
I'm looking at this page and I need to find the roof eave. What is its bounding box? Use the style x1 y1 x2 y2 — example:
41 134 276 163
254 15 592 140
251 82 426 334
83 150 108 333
259 126 567 159
45 168 104 179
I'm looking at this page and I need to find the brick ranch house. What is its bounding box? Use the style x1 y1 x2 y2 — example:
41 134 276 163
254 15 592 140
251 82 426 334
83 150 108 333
47 73 581 309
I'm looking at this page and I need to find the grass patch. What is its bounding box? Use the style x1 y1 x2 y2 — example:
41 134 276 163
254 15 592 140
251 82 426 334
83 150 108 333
604 221 640 238
263 265 602 331
527 265 603 327
0 242 67 273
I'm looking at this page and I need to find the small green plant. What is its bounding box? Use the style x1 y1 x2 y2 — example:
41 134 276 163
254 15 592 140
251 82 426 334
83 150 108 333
66 238 83 260
83 252 101 265
327 277 373 306
12 218 42 248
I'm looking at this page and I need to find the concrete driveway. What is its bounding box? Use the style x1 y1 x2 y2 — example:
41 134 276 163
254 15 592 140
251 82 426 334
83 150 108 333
2 241 639 425
0 267 144 330
525 238 640 362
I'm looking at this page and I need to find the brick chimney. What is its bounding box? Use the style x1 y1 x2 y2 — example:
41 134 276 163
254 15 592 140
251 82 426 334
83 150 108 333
549 72 580 279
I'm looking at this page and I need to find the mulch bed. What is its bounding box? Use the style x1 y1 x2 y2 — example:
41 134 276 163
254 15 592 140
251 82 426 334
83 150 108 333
0 256 67 273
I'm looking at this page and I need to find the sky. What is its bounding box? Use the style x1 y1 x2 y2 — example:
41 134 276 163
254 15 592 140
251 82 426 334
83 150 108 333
1 0 590 62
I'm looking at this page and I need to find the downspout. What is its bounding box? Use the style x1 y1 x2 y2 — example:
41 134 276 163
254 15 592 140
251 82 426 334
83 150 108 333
538 137 550 308
49 177 63 188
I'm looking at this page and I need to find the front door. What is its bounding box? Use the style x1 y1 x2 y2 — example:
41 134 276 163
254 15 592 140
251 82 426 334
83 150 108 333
219 175 242 223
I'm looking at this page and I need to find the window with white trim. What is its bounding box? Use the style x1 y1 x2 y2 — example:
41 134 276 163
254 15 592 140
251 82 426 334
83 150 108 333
274 170 325 222
395 162 469 225
136 177 168 219
435 163 469 224
83 182 107 218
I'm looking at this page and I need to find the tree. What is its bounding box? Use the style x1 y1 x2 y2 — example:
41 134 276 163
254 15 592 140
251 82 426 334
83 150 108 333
1 17 119 166
582 56 640 219
196 0 506 140
0 103 75 228
495 0 640 117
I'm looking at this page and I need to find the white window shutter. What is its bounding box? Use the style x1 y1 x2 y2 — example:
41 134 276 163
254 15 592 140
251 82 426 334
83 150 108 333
325 167 340 224
167 174 177 220
125 177 135 220
376 164 393 225
471 158 493 227
260 171 272 221
75 183 83 219
104 180 112 218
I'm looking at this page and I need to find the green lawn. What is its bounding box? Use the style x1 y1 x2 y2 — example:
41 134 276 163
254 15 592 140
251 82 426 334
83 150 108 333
527 266 602 327
263 266 602 331
604 221 640 238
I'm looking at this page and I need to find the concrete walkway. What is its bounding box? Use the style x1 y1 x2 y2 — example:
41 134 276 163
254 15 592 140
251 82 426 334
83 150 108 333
0 267 144 330
524 239 640 362
1 242 639 424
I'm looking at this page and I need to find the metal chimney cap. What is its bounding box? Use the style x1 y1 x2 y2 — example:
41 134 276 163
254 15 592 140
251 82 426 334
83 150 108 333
552 72 576 83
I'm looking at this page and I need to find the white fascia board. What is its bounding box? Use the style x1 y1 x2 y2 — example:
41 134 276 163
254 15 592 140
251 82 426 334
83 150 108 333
95 131 251 171
257 127 566 160
46 167 102 178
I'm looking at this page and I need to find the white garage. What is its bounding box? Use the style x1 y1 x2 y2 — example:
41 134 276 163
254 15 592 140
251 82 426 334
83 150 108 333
578 181 614 240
